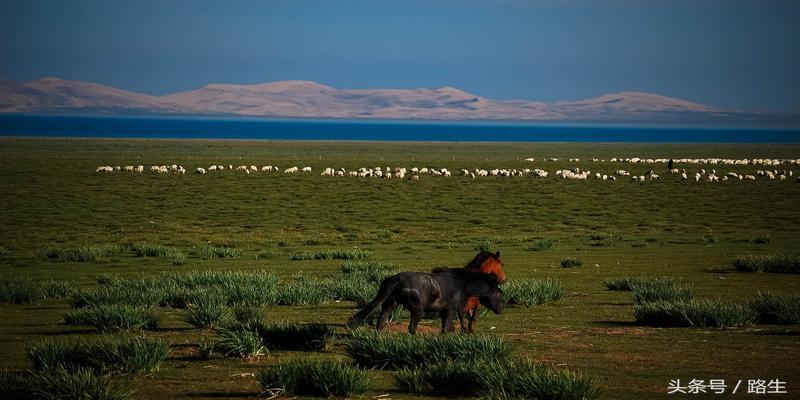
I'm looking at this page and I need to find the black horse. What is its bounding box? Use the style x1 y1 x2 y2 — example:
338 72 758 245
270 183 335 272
347 268 503 334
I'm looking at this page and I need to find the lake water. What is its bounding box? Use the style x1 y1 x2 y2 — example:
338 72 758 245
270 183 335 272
1 114 799 143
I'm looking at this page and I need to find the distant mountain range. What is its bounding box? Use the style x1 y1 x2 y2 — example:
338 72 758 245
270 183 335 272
0 77 790 123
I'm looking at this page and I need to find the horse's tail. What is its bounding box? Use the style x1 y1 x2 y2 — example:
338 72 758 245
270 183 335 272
347 277 399 329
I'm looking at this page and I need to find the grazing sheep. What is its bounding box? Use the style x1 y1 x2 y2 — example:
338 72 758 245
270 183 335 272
302 167 312 173
195 167 206 174
650 174 660 180
135 165 144 173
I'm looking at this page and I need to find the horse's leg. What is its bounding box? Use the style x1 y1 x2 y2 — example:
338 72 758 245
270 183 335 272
458 309 467 334
444 310 456 333
376 298 398 332
408 309 423 335
467 305 480 334
439 311 448 334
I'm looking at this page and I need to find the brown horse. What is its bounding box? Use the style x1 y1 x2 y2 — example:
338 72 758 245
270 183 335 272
459 251 507 333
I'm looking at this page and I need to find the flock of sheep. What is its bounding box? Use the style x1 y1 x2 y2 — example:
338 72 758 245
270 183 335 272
94 156 799 182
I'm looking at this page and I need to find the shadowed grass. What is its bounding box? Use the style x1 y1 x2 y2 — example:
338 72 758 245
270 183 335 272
257 322 336 351
749 291 800 324
504 278 567 306
395 358 600 400
733 252 800 274
345 330 512 369
634 299 756 327
28 336 170 374
130 242 187 265
63 305 160 332
258 358 372 398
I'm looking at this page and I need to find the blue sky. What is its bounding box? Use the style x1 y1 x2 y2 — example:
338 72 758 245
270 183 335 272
1 0 798 112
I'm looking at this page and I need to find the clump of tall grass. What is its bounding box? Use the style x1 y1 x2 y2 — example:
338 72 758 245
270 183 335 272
0 277 74 304
629 278 695 304
322 277 376 306
504 278 567 306
634 299 755 328
97 273 119 285
291 248 372 261
561 257 583 268
273 279 330 305
749 291 800 325
258 322 336 351
340 260 399 282
28 336 169 374
185 293 230 328
589 231 621 246
603 276 649 291
42 243 126 262
256 249 278 260
63 305 160 331
131 242 173 258
70 286 164 309
394 358 600 400
31 366 135 400
213 326 266 359
232 304 266 326
733 252 800 274
258 359 372 398
472 239 494 252
345 330 512 369
193 244 241 259
523 239 557 252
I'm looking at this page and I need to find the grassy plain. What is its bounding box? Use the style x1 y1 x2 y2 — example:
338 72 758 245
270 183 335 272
1 137 799 399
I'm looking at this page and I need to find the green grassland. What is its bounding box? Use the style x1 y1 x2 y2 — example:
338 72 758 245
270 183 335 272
1 137 799 399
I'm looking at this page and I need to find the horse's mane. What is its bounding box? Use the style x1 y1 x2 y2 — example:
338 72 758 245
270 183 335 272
464 251 499 270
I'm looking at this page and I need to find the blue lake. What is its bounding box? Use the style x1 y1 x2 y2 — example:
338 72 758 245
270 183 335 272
1 114 799 143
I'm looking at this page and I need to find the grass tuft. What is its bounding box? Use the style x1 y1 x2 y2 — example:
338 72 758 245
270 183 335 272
733 252 800 274
258 358 371 398
42 243 126 262
749 291 800 324
213 326 266 359
63 304 160 331
629 278 695 304
0 277 74 304
185 293 230 328
472 239 494 252
561 257 583 268
634 299 756 327
395 358 600 400
345 330 512 369
28 336 169 374
32 366 135 400
504 278 567 306
193 244 241 259
523 239 557 251
291 248 372 261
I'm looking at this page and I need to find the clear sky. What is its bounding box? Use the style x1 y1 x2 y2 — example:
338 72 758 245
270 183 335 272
1 0 798 112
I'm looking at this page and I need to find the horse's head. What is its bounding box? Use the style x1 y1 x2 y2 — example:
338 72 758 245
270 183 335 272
480 251 507 284
479 285 504 315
